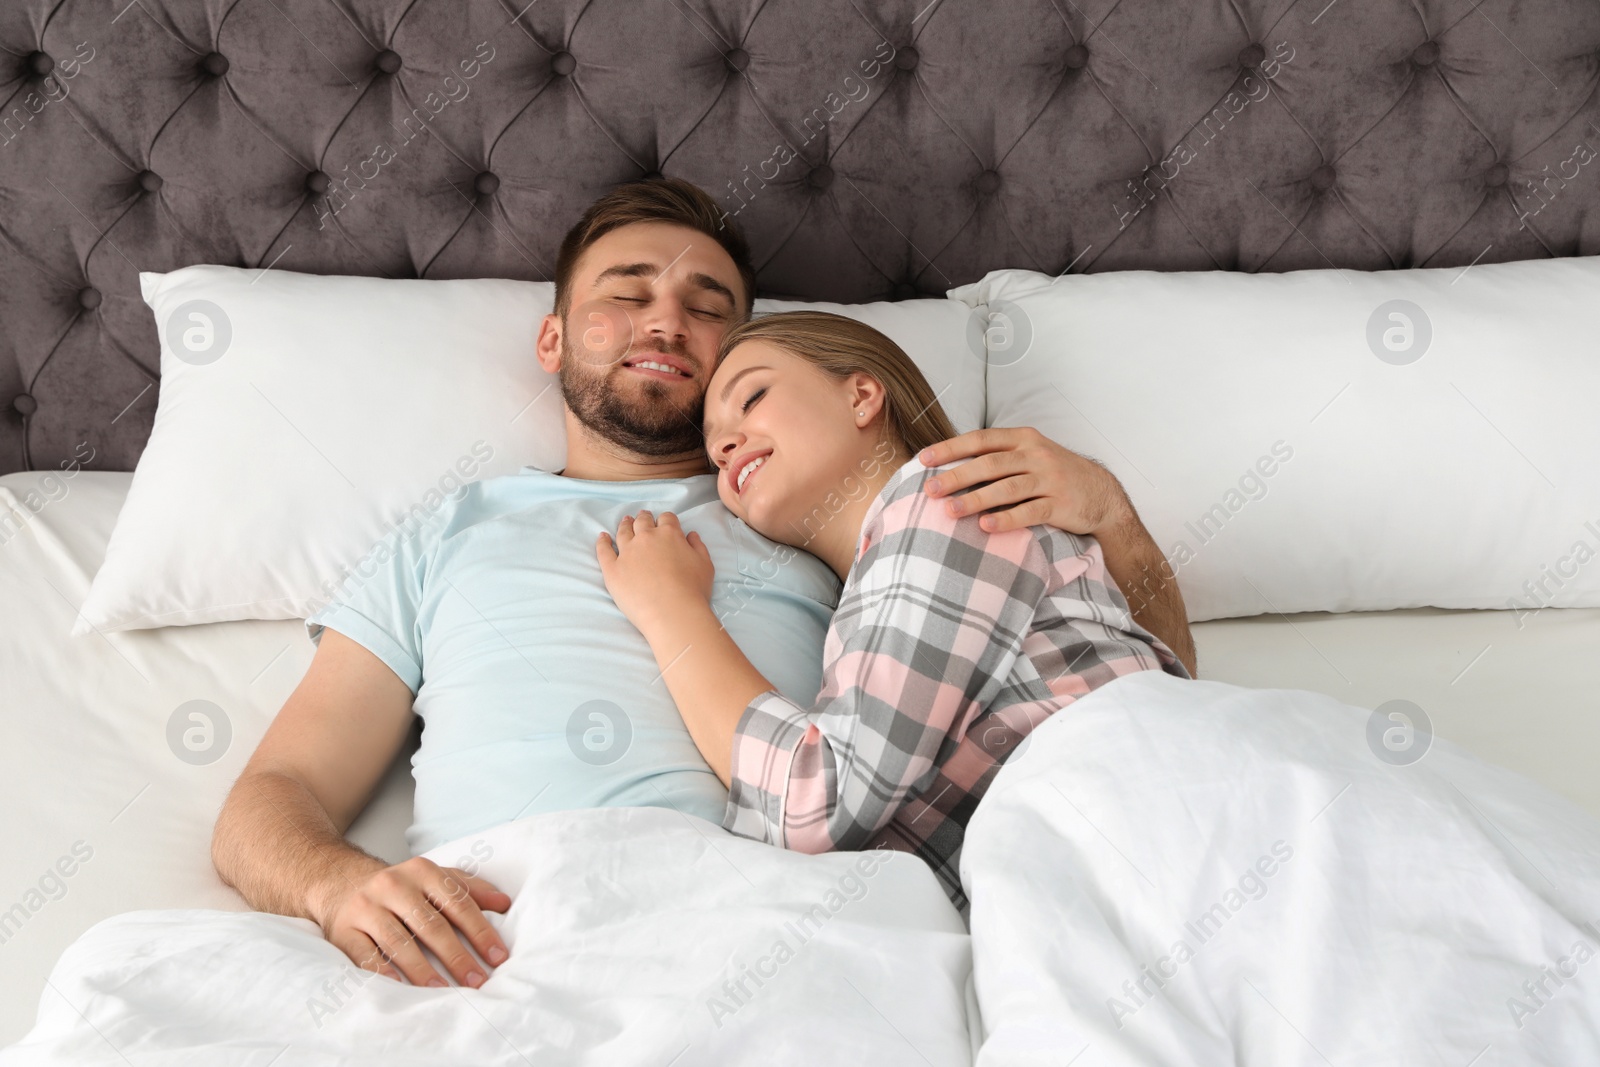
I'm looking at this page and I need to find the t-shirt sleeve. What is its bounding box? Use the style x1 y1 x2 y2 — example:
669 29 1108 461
304 514 441 696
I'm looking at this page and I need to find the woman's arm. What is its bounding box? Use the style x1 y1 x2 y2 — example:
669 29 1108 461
598 467 1060 855
722 471 1055 853
640 611 770 788
594 510 772 787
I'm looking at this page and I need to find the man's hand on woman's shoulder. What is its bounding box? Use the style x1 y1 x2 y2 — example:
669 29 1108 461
917 426 1129 537
919 426 1198 678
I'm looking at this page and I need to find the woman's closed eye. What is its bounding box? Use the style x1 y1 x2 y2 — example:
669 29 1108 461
741 386 767 414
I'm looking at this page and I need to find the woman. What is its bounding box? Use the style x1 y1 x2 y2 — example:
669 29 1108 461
596 311 1189 912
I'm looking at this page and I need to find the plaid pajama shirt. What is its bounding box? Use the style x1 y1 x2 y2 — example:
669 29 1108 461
724 457 1191 914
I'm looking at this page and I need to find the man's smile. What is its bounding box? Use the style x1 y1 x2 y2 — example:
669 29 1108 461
621 351 694 380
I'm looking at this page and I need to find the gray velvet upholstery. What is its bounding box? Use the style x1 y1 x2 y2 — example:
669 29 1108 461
3 0 1598 473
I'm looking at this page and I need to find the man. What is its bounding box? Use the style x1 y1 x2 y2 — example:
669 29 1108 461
211 178 1195 991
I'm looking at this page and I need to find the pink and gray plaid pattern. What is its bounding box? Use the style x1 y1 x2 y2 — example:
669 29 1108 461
724 458 1191 913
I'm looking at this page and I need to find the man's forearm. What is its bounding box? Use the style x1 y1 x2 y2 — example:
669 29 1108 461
1096 502 1198 678
211 770 384 925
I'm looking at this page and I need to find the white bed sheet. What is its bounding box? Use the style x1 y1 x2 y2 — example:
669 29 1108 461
0 472 414 1049
1 470 1596 1047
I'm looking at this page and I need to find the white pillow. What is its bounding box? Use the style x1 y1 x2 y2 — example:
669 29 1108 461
956 258 1600 622
74 267 565 634
76 268 985 633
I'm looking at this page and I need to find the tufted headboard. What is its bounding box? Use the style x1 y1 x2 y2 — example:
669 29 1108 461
2 0 1597 474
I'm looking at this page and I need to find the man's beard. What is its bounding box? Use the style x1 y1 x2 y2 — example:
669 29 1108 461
558 334 707 458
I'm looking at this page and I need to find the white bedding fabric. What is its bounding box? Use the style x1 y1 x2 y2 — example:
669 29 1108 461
72 267 987 635
5 470 1599 1060
9 672 1600 1065
957 258 1600 622
964 671 1600 1065
0 808 975 1067
0 471 418 1049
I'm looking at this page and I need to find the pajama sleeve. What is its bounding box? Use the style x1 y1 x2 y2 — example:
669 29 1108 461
722 467 1057 853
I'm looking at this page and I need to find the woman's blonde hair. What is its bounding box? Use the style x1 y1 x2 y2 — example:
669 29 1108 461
715 311 958 456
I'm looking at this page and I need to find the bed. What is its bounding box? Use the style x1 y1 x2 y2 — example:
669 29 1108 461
4 0 1599 1062
6 468 1599 1059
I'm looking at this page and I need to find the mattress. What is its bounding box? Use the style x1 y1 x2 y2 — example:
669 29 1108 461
2 469 1596 1046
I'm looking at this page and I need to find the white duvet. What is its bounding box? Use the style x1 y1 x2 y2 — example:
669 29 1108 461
965 671 1600 1065
7 673 1599 1065
0 808 975 1066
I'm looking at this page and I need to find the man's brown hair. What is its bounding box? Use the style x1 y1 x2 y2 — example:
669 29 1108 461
553 178 757 318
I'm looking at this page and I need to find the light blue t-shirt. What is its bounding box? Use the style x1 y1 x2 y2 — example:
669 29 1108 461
305 467 840 855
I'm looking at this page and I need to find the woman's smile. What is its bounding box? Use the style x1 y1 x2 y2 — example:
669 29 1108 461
730 450 772 495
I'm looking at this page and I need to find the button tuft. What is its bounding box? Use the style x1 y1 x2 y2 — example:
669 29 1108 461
474 171 499 196
1484 163 1509 187
1238 43 1267 68
305 171 330 195
808 165 834 190
725 48 749 72
78 287 101 310
376 50 401 74
977 170 1001 194
1411 41 1440 67
1063 44 1089 69
895 46 918 71
28 52 53 77
892 283 918 301
138 170 163 193
202 52 229 77
551 51 576 76
1310 165 1337 191
12 394 37 417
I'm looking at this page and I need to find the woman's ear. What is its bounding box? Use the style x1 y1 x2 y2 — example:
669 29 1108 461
846 372 889 426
